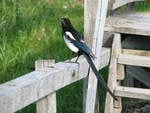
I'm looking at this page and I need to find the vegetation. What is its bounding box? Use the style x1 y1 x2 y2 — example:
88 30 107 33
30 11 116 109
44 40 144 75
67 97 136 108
0 0 149 113
134 2 150 11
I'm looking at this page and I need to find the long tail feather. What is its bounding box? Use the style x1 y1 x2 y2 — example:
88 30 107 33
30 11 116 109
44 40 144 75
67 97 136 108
83 53 117 100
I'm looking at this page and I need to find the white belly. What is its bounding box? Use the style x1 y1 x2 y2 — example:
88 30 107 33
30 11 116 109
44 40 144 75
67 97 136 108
64 37 79 53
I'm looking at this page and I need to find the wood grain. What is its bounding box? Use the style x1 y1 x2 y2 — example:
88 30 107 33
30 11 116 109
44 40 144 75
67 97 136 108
36 60 56 113
0 48 110 113
111 0 146 9
84 0 109 113
105 33 120 113
118 54 150 67
115 86 150 100
105 12 150 36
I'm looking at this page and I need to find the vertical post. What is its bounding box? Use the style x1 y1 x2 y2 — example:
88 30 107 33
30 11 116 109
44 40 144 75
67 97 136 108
84 0 109 113
104 33 122 113
84 0 98 47
83 0 98 112
36 60 57 113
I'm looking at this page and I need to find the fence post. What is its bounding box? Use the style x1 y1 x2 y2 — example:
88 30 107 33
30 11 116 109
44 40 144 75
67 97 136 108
84 0 109 113
84 0 98 112
35 60 56 113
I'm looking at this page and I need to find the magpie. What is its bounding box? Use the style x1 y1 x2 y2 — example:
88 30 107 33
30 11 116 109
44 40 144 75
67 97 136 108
60 17 117 100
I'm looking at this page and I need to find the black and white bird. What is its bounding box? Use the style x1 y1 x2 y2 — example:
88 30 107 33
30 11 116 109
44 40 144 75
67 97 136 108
60 17 117 100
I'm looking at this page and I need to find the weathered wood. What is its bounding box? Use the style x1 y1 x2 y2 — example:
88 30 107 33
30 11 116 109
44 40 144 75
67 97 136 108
114 97 122 113
0 48 110 113
115 86 150 100
114 34 123 113
105 33 120 113
111 0 146 10
122 49 150 56
105 12 150 36
84 0 98 47
84 0 109 113
37 93 56 113
84 0 98 112
118 54 150 67
36 60 56 113
115 34 125 81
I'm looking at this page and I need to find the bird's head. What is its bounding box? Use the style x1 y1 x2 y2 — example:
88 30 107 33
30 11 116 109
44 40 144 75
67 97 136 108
60 17 73 30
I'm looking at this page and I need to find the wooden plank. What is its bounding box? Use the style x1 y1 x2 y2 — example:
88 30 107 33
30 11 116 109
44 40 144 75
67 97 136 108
84 0 98 112
37 93 56 113
114 97 122 113
115 86 150 100
84 0 98 47
111 0 146 10
84 0 109 113
118 54 150 67
105 12 150 36
105 33 120 113
122 49 150 56
114 34 123 113
0 48 110 113
36 60 56 113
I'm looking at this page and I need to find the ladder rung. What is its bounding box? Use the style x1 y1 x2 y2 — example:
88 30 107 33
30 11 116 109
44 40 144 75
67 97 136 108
122 49 150 56
118 54 150 67
114 86 150 100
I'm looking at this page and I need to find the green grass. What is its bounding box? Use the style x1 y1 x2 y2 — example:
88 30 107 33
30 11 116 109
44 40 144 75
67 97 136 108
0 0 83 113
134 2 150 11
0 0 83 83
0 1 150 113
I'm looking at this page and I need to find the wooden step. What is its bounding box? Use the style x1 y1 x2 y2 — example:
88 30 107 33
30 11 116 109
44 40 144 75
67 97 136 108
105 12 150 36
118 54 150 67
114 86 150 100
122 49 150 56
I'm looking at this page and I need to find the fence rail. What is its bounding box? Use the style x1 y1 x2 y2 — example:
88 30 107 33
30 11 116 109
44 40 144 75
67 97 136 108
0 48 110 113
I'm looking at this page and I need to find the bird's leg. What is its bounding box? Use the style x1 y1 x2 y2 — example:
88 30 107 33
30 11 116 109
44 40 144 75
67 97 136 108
65 55 80 66
87 66 90 77
74 54 80 63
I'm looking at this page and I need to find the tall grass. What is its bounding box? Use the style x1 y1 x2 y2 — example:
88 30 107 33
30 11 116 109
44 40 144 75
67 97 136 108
0 1 83 113
134 1 150 11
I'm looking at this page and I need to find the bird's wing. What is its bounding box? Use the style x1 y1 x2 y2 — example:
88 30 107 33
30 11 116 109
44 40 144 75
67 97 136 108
71 28 84 41
65 35 117 100
65 35 95 58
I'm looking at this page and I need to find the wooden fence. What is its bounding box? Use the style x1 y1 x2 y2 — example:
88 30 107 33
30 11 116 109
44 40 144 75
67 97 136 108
0 48 110 113
0 0 109 113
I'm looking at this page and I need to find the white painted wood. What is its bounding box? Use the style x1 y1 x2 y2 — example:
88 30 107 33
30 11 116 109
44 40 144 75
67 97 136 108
104 33 120 113
0 48 110 113
84 0 109 113
118 54 150 67
112 0 146 10
36 60 56 113
105 12 150 36
115 86 150 100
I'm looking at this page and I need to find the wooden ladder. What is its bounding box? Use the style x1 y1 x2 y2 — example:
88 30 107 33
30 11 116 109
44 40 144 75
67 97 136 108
104 33 150 113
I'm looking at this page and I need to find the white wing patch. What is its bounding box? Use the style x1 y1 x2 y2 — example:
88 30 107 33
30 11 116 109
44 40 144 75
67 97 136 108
65 31 75 40
63 32 79 53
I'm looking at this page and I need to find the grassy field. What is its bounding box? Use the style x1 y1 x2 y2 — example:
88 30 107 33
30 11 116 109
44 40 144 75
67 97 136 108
0 0 150 113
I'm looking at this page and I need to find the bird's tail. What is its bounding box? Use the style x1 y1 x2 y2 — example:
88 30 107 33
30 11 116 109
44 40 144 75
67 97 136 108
83 53 117 100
